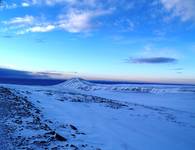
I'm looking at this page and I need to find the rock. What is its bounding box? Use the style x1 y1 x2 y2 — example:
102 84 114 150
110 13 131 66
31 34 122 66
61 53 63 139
33 140 47 145
51 147 58 150
54 133 67 141
71 134 76 138
69 124 78 131
39 141 47 144
70 144 78 150
81 144 86 147
36 100 40 103
46 131 55 135
77 132 86 135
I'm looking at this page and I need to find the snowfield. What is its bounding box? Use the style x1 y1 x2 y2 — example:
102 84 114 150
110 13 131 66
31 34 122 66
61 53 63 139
0 78 195 150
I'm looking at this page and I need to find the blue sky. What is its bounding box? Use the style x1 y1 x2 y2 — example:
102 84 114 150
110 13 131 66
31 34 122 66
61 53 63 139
0 0 195 83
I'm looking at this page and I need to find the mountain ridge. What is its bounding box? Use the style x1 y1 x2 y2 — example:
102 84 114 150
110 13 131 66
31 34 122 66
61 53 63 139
56 78 195 93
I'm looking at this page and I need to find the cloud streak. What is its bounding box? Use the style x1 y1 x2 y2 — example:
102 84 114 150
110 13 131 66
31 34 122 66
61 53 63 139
27 25 56 33
126 57 178 64
3 15 34 25
0 67 51 79
0 67 77 79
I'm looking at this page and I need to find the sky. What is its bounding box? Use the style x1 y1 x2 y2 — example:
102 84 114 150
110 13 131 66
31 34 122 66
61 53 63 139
0 0 195 84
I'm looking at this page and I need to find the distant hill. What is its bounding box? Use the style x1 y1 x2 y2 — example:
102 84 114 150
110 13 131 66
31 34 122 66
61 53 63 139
0 78 65 86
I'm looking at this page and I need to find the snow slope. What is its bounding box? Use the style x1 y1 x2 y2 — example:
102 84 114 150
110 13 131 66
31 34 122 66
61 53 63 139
1 79 195 150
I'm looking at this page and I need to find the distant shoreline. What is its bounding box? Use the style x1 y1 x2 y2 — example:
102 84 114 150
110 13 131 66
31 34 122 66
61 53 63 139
0 78 195 86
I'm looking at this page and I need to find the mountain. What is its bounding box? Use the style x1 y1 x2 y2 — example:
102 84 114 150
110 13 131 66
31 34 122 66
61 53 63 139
56 78 96 91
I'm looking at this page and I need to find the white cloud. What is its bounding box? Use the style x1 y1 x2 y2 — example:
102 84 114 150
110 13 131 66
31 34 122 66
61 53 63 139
43 0 68 5
2 15 56 34
160 0 195 22
58 8 113 33
1 0 114 34
0 1 30 9
24 0 76 6
17 24 56 34
6 8 112 34
58 10 93 33
21 2 30 7
137 44 181 59
28 25 56 32
22 0 102 8
3 15 34 25
0 3 18 9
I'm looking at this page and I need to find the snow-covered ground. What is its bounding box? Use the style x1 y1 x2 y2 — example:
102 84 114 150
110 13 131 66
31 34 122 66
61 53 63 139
1 78 195 150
